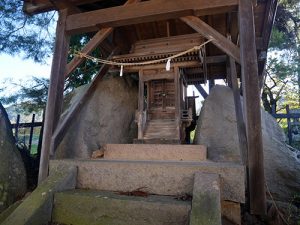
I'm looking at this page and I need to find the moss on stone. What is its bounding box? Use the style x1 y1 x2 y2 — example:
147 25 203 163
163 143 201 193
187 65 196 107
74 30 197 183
1 166 76 225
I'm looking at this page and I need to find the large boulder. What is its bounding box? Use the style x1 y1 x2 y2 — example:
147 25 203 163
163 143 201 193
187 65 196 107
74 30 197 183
56 76 138 158
194 85 300 202
0 103 27 212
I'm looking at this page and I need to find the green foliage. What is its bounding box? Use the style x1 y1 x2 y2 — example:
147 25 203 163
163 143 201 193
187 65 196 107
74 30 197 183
263 0 300 114
66 34 102 92
0 1 105 111
0 0 56 63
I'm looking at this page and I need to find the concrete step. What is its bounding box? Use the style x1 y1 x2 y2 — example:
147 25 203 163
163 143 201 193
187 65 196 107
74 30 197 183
50 159 245 203
103 144 207 161
52 190 191 225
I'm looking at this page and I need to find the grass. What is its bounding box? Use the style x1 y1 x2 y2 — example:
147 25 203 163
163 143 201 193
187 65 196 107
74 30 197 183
14 127 41 155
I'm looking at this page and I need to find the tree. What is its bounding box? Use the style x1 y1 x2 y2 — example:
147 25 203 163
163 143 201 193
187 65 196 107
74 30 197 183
0 1 102 112
0 0 56 63
0 77 49 114
262 0 300 113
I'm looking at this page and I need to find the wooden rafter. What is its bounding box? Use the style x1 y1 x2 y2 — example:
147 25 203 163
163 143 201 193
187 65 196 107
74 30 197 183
65 0 238 34
65 0 139 77
180 16 240 63
65 27 113 77
23 0 105 14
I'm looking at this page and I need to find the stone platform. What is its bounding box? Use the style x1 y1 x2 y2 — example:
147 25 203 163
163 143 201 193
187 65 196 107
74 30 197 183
53 190 191 225
50 159 245 203
103 144 207 161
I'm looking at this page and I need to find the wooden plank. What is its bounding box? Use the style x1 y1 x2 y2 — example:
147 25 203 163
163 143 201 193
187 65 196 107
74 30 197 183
23 0 106 15
239 0 266 215
65 0 238 34
180 16 240 63
229 56 248 165
261 0 278 50
65 0 139 77
50 49 118 154
38 9 70 183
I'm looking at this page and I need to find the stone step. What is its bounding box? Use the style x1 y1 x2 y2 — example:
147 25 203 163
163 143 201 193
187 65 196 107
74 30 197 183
103 144 207 161
50 159 245 203
52 190 191 225
133 138 181 144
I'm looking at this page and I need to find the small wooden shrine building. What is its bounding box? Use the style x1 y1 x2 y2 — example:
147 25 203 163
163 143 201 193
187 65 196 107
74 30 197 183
23 0 277 216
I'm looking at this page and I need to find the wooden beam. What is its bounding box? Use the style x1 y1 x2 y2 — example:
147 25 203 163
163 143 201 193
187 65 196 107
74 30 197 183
174 67 181 139
50 0 82 14
51 49 118 153
180 16 240 63
229 56 248 165
65 0 238 34
65 0 139 77
261 0 278 50
65 27 113 77
23 0 105 15
194 84 208 99
138 69 144 139
239 0 266 215
38 9 70 183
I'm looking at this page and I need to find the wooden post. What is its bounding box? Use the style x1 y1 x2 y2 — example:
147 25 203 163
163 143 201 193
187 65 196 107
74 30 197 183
15 114 20 142
28 114 36 151
286 105 292 145
38 9 70 183
174 67 181 139
239 0 266 215
226 59 233 88
229 57 248 165
209 79 215 91
37 111 45 160
138 69 144 139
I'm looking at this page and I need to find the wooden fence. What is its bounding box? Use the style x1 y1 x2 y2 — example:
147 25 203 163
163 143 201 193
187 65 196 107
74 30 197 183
11 114 44 154
272 105 300 145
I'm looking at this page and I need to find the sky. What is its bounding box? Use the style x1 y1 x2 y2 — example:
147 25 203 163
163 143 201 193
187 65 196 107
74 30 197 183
0 53 52 81
0 53 53 100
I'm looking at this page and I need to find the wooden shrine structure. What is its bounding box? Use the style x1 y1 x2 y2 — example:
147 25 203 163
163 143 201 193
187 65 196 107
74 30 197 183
23 0 278 215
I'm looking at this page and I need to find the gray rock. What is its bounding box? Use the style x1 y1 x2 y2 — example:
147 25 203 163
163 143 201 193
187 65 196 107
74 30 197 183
55 76 138 158
194 85 300 202
194 86 241 162
0 103 27 212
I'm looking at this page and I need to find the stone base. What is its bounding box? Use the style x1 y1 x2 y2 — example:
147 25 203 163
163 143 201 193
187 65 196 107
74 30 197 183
50 159 245 203
104 144 207 161
53 190 191 225
190 172 222 225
